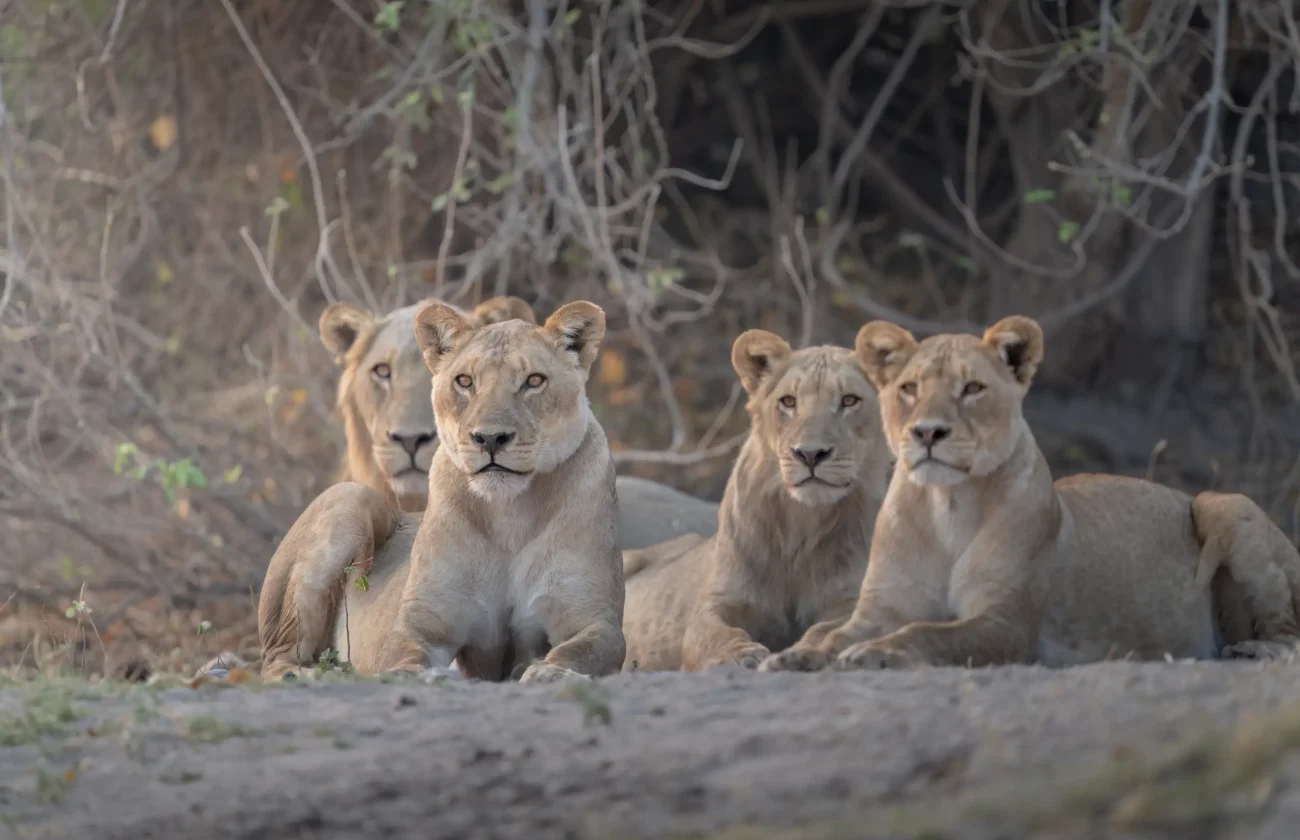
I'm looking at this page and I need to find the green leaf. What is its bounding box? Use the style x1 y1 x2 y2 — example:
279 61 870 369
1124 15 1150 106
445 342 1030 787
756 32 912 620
113 442 138 475
1057 220 1080 244
1113 185 1133 206
431 193 449 213
223 465 243 485
647 267 685 296
814 206 830 227
374 2 403 32
126 464 148 481
563 8 581 26
1022 188 1056 205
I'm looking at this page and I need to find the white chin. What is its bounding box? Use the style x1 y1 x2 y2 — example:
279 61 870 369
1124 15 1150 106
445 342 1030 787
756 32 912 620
786 482 851 507
390 473 427 498
907 461 968 487
467 471 532 501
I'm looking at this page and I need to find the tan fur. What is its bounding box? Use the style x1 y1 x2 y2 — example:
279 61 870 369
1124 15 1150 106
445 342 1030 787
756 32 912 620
621 328 892 672
319 298 719 541
319 296 535 512
760 315 1300 674
259 302 626 684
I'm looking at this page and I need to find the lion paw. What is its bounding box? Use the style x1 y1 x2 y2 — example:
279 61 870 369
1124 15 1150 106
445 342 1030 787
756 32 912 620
1222 640 1300 663
417 665 466 684
833 643 915 671
758 647 834 673
722 643 772 670
520 662 591 685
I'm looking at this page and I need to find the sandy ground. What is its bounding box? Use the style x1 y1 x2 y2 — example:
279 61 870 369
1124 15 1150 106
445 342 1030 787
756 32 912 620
2 661 1300 839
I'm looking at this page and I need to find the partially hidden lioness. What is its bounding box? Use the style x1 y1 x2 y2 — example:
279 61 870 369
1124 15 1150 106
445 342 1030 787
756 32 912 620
761 315 1300 674
620 327 892 672
258 301 625 683
318 297 719 546
319 295 534 512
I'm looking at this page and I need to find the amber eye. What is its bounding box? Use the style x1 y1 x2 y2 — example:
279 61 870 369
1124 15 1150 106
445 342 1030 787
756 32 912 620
962 381 986 397
779 395 796 409
525 373 546 389
841 394 861 408
372 363 392 380
899 381 918 398
455 374 473 389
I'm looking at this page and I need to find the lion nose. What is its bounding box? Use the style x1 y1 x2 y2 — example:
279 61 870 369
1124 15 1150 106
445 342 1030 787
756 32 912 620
471 429 516 456
792 447 832 469
390 431 436 456
910 421 951 447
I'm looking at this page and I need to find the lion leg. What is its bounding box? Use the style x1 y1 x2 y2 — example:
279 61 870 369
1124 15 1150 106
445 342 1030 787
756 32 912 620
522 616 625 684
681 600 773 671
258 482 399 681
1192 492 1300 660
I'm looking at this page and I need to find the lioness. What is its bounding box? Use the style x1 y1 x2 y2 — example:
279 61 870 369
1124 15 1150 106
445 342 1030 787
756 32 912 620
319 297 719 545
620 327 892 672
761 315 1300 674
259 300 625 683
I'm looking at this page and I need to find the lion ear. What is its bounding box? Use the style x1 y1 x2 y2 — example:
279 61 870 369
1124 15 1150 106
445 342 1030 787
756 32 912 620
414 303 475 375
982 315 1043 387
543 301 606 375
731 330 793 395
854 321 918 391
319 303 374 362
471 296 536 327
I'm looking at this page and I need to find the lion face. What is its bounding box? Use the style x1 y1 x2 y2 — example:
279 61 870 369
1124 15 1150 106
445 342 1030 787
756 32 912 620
319 296 535 508
415 300 606 502
855 315 1044 487
731 330 885 506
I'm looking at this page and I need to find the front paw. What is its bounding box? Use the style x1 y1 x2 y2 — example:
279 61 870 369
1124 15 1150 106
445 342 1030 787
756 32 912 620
758 647 835 673
520 662 591 684
833 642 916 671
702 643 771 671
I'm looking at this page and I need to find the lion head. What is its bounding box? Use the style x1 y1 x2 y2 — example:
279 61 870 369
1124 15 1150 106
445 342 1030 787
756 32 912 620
319 295 535 511
730 328 886 506
414 300 606 502
855 314 1044 487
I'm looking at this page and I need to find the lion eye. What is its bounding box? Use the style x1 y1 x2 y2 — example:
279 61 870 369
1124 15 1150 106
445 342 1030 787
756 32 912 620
372 363 392 380
962 381 986 397
779 395 797 409
525 373 547 389
841 394 861 408
899 381 918 398
454 374 473 390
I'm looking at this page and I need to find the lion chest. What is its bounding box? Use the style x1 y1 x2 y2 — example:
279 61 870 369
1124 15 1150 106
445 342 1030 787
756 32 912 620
446 543 562 678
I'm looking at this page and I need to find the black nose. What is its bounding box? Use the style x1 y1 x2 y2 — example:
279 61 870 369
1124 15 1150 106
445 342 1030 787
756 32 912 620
910 422 951 447
390 432 436 456
471 430 516 456
792 447 832 469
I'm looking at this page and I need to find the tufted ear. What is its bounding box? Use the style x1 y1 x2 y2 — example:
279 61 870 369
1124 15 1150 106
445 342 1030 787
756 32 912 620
319 302 375 363
543 301 606 374
414 303 475 375
854 321 919 391
731 330 793 395
471 295 536 327
982 315 1044 387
